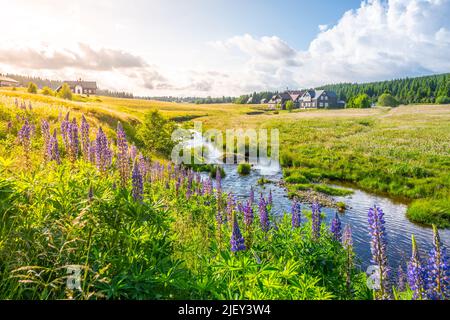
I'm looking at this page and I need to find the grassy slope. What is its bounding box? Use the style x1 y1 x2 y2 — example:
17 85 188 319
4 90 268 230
1 88 449 227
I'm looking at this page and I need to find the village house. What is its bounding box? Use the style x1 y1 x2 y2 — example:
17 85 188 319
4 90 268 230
0 76 19 87
56 79 97 95
269 89 343 109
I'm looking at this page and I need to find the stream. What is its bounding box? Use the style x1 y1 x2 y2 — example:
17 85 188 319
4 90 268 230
187 131 450 272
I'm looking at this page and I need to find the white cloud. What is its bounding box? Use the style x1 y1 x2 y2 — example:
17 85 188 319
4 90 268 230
208 0 450 92
318 24 329 32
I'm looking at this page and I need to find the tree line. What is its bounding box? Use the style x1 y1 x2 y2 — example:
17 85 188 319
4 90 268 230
318 73 450 105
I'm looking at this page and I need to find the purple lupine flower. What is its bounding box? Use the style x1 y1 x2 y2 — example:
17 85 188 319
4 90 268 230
397 265 407 292
311 202 322 240
230 213 246 252
215 166 222 193
368 205 389 299
61 112 70 148
80 115 90 160
249 187 255 205
18 120 32 156
138 153 149 181
41 120 50 144
258 196 269 232
243 200 254 227
68 118 79 162
342 224 353 293
291 200 301 228
95 127 110 173
330 212 342 242
427 225 449 300
129 144 137 161
88 141 96 164
131 159 143 202
342 224 353 250
408 235 427 300
50 129 60 164
14 98 19 108
117 122 130 187
216 207 223 226
226 193 236 222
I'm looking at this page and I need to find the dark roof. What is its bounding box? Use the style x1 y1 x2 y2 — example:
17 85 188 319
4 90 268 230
300 89 337 100
62 80 97 90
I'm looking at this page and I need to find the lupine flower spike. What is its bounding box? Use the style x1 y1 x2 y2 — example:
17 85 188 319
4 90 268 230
131 159 143 202
368 205 389 299
311 202 322 240
117 122 129 187
330 212 342 242
230 213 246 253
408 235 427 300
427 225 449 299
342 224 353 294
291 200 301 228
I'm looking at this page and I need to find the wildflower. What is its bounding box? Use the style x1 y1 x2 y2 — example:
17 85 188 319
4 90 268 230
41 120 51 160
243 200 254 226
258 196 269 232
18 120 32 156
249 186 255 205
408 235 427 300
95 127 110 173
342 224 353 293
215 166 222 191
291 200 301 228
131 159 143 202
330 212 342 241
47 129 60 164
427 225 449 299
88 141 96 164
117 122 129 187
230 213 246 252
68 118 79 162
129 144 137 161
80 115 90 160
368 205 389 299
311 202 322 240
61 112 70 147
226 193 236 222
397 265 407 292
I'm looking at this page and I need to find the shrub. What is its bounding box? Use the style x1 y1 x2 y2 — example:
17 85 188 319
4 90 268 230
57 83 73 100
41 86 55 96
378 93 399 107
435 96 450 104
137 110 175 157
286 100 294 112
237 163 251 175
27 82 37 94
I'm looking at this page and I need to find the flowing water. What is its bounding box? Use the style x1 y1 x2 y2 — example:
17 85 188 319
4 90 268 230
187 131 450 272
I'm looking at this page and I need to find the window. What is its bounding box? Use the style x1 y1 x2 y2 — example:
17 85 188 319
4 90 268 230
325 96 328 100
320 102 323 107
325 103 328 107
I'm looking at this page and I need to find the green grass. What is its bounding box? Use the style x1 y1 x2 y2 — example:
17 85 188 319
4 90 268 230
237 163 251 175
1 88 449 227
406 199 450 228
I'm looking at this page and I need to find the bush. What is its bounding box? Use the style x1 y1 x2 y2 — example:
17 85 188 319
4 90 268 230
137 110 175 157
57 83 73 100
237 163 251 175
27 82 37 94
435 96 450 104
378 93 399 107
286 100 294 112
41 86 55 96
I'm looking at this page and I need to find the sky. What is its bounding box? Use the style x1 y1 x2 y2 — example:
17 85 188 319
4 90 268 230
0 0 449 97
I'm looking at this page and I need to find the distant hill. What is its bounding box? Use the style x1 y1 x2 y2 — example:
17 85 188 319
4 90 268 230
317 73 450 104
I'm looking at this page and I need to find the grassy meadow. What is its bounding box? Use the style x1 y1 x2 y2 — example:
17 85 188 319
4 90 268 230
0 87 448 300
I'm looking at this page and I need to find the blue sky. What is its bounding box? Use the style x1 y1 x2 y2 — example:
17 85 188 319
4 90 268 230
1 0 449 96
